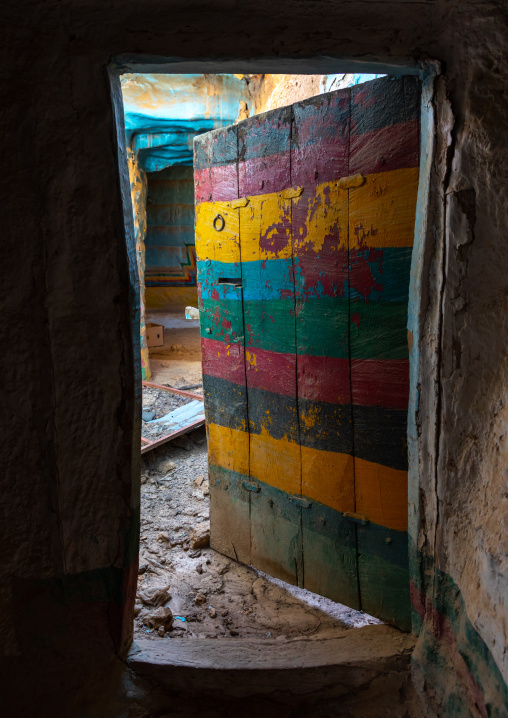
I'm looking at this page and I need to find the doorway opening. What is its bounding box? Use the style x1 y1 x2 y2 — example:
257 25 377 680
116 69 421 643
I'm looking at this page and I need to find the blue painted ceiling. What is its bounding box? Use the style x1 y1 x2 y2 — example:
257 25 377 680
121 73 247 172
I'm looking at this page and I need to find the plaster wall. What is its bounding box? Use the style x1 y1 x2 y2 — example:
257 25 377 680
1 2 507 716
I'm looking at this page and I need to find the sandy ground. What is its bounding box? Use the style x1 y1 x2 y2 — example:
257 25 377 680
146 309 203 388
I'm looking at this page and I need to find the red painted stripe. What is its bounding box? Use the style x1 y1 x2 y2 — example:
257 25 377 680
350 118 419 176
246 347 297 396
291 89 350 186
201 337 246 385
297 354 351 404
351 359 409 410
194 164 238 205
197 121 417 203
194 167 211 204
239 153 291 197
202 338 408 410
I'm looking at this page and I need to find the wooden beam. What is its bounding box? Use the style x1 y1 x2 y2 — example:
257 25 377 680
142 380 204 401
140 417 206 454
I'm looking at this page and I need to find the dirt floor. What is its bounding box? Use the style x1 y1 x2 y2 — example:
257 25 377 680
136 308 381 641
145 309 203 388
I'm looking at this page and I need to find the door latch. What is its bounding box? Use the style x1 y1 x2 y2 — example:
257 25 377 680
241 480 260 493
218 277 242 287
213 214 225 231
343 512 370 525
288 496 312 508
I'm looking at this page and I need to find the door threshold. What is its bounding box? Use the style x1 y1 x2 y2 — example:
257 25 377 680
128 624 414 697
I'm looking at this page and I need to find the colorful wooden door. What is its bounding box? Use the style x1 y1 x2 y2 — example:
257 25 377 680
194 76 420 630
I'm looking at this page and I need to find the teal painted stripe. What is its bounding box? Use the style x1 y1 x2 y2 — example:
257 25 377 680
200 297 408 359
147 203 195 227
198 258 294 302
197 249 412 303
349 246 413 302
147 227 195 246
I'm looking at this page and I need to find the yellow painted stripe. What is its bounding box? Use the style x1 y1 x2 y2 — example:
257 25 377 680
195 201 241 263
250 429 301 495
239 193 292 261
355 457 408 532
292 182 348 253
301 445 355 514
208 423 249 476
349 166 419 249
208 423 407 530
197 168 417 264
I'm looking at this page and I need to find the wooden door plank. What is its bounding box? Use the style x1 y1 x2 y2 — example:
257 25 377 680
291 85 359 604
238 107 292 198
302 501 360 610
349 75 420 176
194 127 251 564
238 108 303 584
291 88 350 186
250 479 303 587
349 75 420 628
208 465 251 565
355 522 411 632
194 124 238 204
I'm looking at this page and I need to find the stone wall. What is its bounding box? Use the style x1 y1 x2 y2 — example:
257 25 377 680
0 1 507 716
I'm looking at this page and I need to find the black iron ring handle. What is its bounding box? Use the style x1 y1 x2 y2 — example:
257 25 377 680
213 214 225 232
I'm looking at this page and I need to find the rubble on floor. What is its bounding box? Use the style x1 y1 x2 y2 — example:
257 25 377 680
135 427 382 641
141 384 204 444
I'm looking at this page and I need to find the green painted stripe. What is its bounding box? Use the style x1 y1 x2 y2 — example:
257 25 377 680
409 539 508 714
302 498 360 609
357 547 411 631
209 464 251 565
210 464 409 627
209 464 408 572
200 297 408 359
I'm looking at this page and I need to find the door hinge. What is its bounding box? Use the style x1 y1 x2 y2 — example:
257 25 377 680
343 511 370 525
289 495 312 508
336 173 366 190
241 480 260 493
230 197 249 208
280 186 304 199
